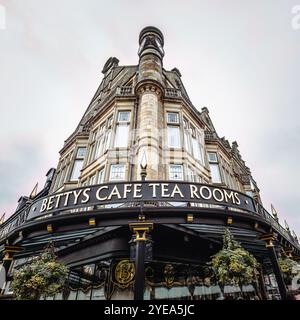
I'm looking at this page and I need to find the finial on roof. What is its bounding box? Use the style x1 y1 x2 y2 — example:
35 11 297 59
102 57 119 74
171 68 182 77
29 183 38 199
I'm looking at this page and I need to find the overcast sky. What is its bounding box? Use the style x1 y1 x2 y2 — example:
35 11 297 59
0 0 299 235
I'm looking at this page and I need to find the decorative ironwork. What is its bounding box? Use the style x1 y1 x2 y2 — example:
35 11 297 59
164 264 175 287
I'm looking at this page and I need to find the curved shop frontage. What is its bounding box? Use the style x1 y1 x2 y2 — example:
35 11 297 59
1 182 299 300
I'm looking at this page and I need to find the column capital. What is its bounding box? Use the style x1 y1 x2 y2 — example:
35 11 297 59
2 245 23 261
259 233 276 247
129 222 154 241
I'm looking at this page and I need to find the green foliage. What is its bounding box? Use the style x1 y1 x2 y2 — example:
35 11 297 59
278 251 298 285
11 243 68 300
211 228 259 287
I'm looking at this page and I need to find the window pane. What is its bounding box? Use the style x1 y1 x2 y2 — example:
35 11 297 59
109 165 125 181
168 126 181 148
105 130 111 150
169 165 183 180
107 116 113 128
114 124 129 148
82 180 88 186
186 167 194 182
208 152 218 163
192 138 203 163
89 143 96 163
95 137 105 158
70 160 83 181
98 169 105 184
167 112 179 123
54 172 61 190
89 174 96 185
77 147 87 158
210 163 222 183
184 131 191 153
59 167 67 186
183 118 189 129
118 111 130 122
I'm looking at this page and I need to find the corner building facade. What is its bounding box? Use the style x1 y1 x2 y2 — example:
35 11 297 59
0 27 299 300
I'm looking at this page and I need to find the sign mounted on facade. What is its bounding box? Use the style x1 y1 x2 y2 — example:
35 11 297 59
26 181 256 221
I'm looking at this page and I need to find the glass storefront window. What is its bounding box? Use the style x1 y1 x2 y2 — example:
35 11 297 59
61 259 262 300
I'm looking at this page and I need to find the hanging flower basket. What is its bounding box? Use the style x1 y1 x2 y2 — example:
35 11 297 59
11 243 68 300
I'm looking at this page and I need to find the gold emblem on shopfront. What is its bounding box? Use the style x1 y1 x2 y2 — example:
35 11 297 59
115 260 135 287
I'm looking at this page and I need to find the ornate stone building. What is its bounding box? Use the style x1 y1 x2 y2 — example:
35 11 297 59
0 27 299 300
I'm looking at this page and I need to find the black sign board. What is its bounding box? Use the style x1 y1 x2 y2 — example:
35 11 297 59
26 181 256 221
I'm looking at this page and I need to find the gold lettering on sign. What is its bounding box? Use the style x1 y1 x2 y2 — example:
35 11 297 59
190 185 199 199
55 194 63 209
224 190 235 203
73 189 83 205
123 184 132 198
170 184 184 198
96 186 108 201
63 191 73 206
149 183 160 197
82 188 91 203
234 192 241 205
133 184 142 198
161 183 170 197
213 188 224 202
199 186 212 200
47 196 55 211
108 185 122 200
40 198 48 212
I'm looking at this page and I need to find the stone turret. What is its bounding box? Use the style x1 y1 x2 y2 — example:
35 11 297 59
135 27 165 180
136 26 164 91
